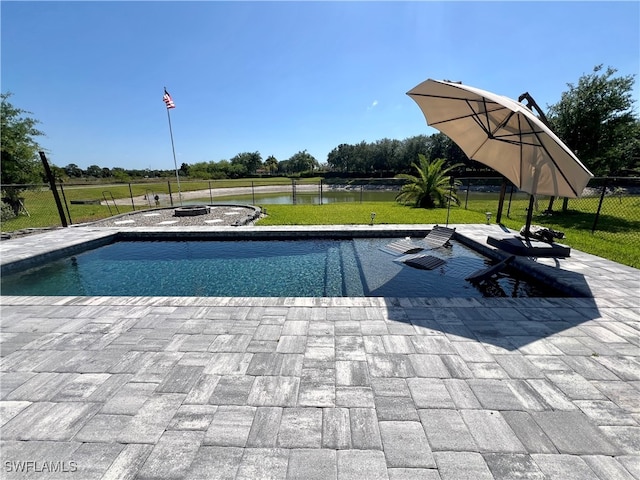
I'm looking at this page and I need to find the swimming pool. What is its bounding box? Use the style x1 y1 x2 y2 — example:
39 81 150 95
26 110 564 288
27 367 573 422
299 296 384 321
0 238 561 298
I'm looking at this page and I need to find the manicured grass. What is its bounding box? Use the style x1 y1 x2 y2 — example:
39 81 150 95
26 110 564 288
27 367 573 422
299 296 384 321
257 202 487 225
461 195 640 268
257 201 640 269
1 178 324 231
1 186 138 230
3 183 638 269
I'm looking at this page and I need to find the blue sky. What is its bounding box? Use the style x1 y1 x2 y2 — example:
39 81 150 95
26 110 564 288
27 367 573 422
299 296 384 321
2 1 639 171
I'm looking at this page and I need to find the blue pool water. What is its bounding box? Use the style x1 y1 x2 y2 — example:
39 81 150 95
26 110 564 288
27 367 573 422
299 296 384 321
1 238 560 297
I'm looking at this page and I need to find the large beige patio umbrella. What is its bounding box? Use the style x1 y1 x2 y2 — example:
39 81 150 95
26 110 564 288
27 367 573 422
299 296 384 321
407 79 594 233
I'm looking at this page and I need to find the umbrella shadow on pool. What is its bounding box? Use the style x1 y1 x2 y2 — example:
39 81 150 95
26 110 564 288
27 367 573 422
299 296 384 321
370 259 601 351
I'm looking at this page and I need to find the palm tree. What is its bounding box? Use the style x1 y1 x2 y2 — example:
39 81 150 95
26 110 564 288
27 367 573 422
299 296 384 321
395 154 462 208
264 155 278 175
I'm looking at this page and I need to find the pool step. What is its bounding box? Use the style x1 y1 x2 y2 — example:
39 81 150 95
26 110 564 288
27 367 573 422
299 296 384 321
324 245 343 296
339 241 365 297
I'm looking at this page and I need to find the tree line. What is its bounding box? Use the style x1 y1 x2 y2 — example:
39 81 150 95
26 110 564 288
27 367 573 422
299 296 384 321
2 65 639 190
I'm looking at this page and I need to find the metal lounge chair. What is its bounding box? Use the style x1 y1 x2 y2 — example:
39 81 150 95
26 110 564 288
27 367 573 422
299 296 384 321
381 225 456 255
465 255 515 283
401 254 447 270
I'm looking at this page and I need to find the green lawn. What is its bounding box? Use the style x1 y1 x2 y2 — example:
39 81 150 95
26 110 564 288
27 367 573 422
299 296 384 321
461 195 640 268
256 202 487 225
3 183 638 269
1 179 325 230
257 200 640 269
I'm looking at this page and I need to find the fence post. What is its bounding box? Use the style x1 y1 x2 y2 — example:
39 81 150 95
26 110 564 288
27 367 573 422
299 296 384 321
39 152 68 227
291 178 296 204
592 181 607 234
129 183 135 211
58 183 73 225
546 196 556 213
496 177 508 224
464 179 470 209
446 177 454 227
320 179 323 205
251 181 255 205
209 181 213 204
168 180 174 207
507 185 514 218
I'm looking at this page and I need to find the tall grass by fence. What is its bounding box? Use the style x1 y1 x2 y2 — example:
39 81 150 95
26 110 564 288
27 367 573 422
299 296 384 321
2 177 639 253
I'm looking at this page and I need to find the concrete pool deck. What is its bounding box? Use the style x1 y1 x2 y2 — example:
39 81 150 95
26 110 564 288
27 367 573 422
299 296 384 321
0 223 639 479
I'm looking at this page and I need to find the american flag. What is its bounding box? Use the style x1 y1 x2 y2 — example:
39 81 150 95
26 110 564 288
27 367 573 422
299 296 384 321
163 88 175 109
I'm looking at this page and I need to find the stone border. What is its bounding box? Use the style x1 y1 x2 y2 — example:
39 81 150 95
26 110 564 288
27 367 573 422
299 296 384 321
0 224 604 298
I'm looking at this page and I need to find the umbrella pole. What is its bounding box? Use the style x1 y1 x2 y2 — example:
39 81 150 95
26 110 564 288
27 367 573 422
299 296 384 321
524 195 535 237
445 175 456 227
496 178 508 224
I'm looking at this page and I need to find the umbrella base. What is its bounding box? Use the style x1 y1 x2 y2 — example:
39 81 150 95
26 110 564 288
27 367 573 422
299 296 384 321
487 235 571 258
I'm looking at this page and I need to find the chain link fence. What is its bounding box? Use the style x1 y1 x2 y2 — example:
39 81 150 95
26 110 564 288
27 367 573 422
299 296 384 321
2 177 639 249
455 177 640 247
570 177 640 233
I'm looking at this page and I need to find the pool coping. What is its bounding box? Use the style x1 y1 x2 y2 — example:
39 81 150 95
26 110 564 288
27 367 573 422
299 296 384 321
1 223 638 300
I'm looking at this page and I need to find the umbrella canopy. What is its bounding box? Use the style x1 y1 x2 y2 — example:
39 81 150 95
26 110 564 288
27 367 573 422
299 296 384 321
407 79 593 199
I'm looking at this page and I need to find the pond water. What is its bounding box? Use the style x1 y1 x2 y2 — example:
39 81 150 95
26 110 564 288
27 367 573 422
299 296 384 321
181 188 532 207
192 190 400 205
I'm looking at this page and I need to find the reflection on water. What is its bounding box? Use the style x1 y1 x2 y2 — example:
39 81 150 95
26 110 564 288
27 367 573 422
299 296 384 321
1 238 560 298
180 189 533 206
186 190 400 205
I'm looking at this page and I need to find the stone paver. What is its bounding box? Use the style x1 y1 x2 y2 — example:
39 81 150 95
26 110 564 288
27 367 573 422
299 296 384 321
1 224 639 479
337 450 388 480
117 393 184 444
184 446 244 480
483 453 546 480
247 406 283 448
322 407 351 449
101 443 154 480
500 411 558 454
277 407 323 448
419 409 477 452
204 405 256 447
461 410 527 453
434 451 493 480
379 421 435 468
137 430 203 480
530 410 621 455
236 448 289 480
287 449 336 480
531 454 602 480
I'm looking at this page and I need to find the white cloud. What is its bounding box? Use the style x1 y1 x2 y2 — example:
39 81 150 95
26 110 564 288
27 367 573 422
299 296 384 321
367 100 379 110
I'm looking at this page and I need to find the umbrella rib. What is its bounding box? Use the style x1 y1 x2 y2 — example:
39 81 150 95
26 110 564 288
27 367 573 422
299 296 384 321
408 83 590 199
490 109 518 138
430 112 483 127
466 98 499 157
409 92 507 132
523 115 579 197
492 134 542 147
468 100 519 158
480 97 495 138
409 92 503 106
428 104 507 128
519 115 526 192
494 131 545 140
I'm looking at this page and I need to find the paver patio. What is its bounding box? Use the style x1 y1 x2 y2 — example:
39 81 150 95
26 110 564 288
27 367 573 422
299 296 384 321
0 223 638 479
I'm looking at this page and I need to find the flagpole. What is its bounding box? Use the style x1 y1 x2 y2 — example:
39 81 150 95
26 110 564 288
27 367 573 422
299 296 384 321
164 87 182 206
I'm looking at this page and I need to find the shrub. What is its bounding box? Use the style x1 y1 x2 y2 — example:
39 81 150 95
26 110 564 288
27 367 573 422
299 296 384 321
1 200 16 222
